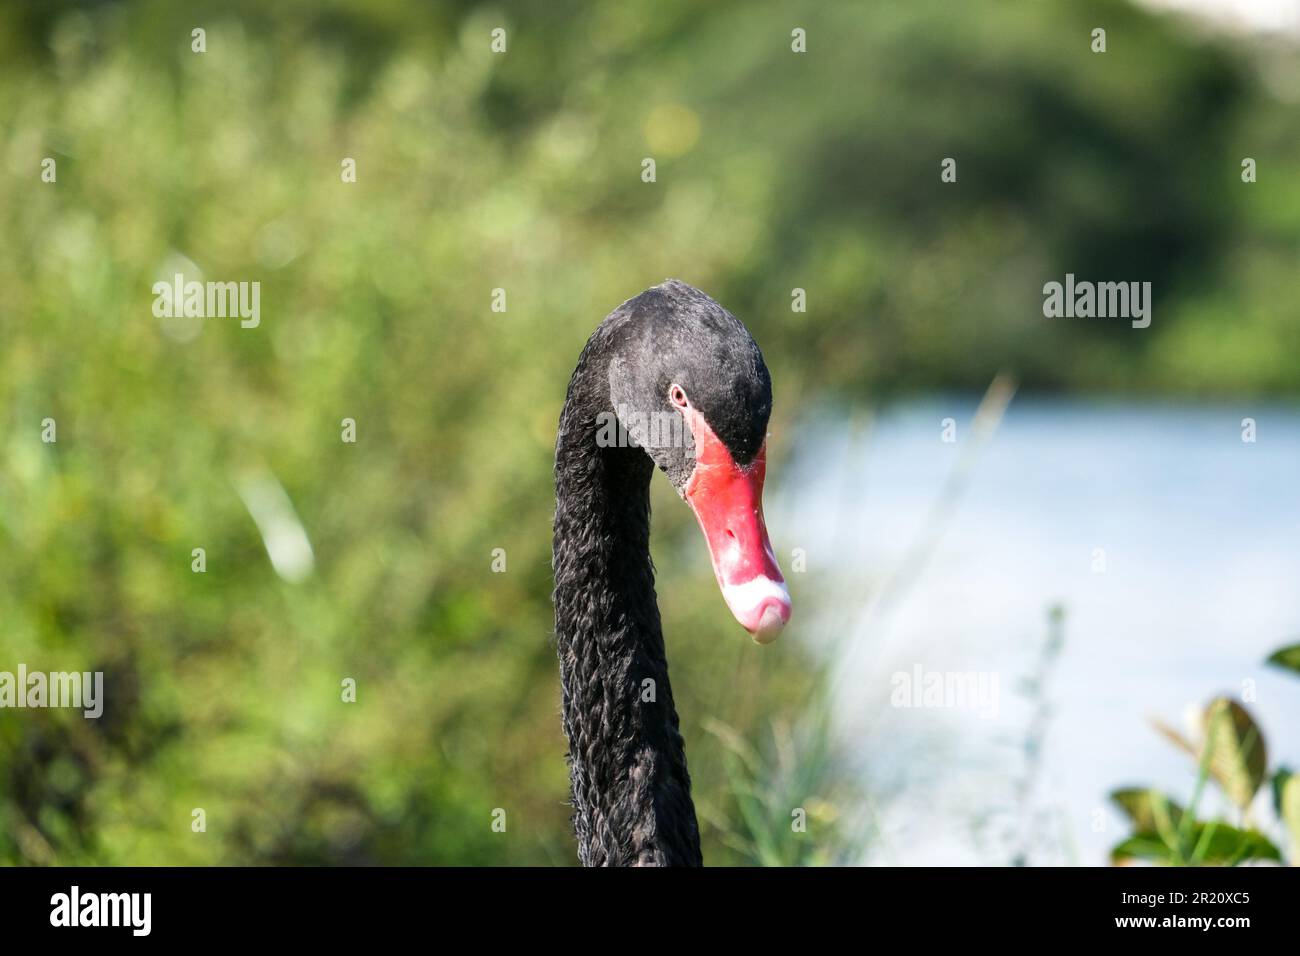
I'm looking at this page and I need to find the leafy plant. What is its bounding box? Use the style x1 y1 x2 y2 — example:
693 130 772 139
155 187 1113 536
699 698 875 867
1267 644 1300 676
1110 642 1300 866
1273 768 1300 862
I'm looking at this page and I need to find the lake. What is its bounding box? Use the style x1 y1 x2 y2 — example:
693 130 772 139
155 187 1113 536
773 398 1300 865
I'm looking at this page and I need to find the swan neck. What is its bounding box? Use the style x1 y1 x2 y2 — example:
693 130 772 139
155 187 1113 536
552 389 702 867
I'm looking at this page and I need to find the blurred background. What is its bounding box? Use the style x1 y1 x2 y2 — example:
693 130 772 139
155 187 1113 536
1 0 1298 866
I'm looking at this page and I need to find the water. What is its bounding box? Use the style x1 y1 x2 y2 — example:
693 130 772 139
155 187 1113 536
772 398 1300 865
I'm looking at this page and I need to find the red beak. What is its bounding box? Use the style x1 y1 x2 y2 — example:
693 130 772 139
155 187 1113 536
681 407 791 644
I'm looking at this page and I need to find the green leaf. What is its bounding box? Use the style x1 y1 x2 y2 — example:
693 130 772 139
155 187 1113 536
1266 643 1300 676
1201 698 1267 810
1274 767 1293 813
1274 768 1300 863
1111 788 1185 832
1112 823 1281 867
1188 822 1282 866
1111 833 1178 866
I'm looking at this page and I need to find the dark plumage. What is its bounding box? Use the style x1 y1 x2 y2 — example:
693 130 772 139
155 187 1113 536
552 280 777 866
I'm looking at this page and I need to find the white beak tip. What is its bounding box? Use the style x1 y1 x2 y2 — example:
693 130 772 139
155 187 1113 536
722 575 791 644
749 604 788 644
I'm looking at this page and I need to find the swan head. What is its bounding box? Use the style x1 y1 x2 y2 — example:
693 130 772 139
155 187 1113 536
603 279 791 644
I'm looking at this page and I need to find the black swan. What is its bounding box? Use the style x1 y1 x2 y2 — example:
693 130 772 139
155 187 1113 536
552 279 791 866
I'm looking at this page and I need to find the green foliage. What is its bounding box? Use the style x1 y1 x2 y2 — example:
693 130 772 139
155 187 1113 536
1110 648 1298 867
1111 821 1281 867
1201 698 1268 811
1266 644 1300 676
0 0 827 866
700 702 872 866
1274 769 1300 862
1111 788 1186 834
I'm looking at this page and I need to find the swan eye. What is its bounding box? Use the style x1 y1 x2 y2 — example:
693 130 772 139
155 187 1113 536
668 384 689 409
